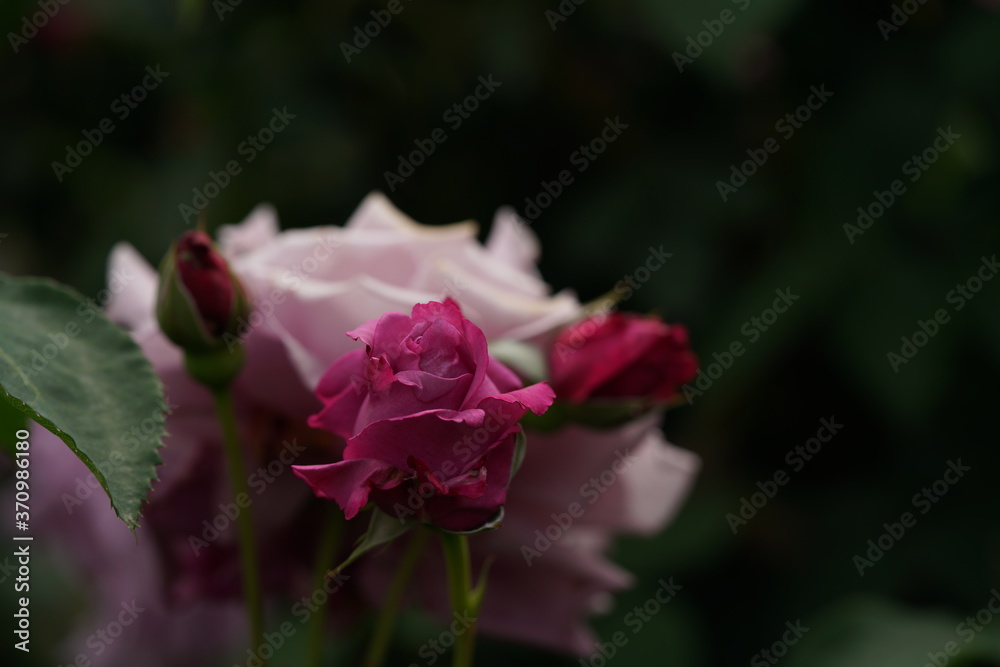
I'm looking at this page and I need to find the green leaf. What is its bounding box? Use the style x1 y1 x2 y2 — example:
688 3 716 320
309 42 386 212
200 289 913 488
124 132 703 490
0 394 27 458
0 273 166 533
785 596 1000 667
333 510 413 575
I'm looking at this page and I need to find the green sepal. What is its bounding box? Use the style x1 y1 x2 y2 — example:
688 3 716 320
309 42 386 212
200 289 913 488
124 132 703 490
155 242 219 353
331 509 414 576
184 346 245 392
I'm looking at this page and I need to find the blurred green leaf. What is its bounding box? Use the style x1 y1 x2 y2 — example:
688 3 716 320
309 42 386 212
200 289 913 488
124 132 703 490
787 596 1000 667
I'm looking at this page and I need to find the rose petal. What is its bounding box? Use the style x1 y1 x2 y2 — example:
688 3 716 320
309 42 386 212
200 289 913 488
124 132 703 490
408 315 471 378
345 192 479 242
416 433 515 531
241 275 433 389
476 381 556 422
217 203 280 257
342 409 499 475
360 311 414 358
292 458 396 520
485 206 542 275
484 357 523 395
510 414 699 533
550 315 659 401
105 242 159 331
612 427 700 533
309 349 369 438
360 371 473 425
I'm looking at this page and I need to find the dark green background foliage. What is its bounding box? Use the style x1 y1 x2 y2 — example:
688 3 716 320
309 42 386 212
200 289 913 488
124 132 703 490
1 0 998 665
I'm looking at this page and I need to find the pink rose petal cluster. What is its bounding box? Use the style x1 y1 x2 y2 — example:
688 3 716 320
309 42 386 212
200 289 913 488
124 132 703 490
295 299 554 532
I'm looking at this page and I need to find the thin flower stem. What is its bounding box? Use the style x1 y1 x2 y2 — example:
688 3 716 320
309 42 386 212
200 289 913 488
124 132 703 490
363 527 431 667
307 507 345 667
440 532 477 667
211 388 266 665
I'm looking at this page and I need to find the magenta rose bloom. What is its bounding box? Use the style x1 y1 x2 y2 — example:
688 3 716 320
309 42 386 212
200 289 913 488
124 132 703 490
294 299 555 532
550 312 697 403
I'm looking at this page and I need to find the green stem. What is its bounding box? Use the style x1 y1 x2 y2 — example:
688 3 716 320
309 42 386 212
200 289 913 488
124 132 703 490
363 527 431 667
211 388 265 665
439 532 477 667
307 508 344 667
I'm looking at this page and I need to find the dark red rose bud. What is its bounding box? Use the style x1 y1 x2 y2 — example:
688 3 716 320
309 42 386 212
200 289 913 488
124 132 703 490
549 312 697 403
156 230 252 388
174 231 235 337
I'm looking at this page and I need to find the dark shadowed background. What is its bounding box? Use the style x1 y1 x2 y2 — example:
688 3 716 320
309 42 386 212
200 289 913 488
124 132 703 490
2 0 999 665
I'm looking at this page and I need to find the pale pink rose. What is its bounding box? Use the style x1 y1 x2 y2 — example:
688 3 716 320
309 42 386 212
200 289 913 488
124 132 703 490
220 193 582 388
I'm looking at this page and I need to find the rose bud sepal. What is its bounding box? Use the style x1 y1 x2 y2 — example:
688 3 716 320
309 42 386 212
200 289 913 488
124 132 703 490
156 230 251 390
